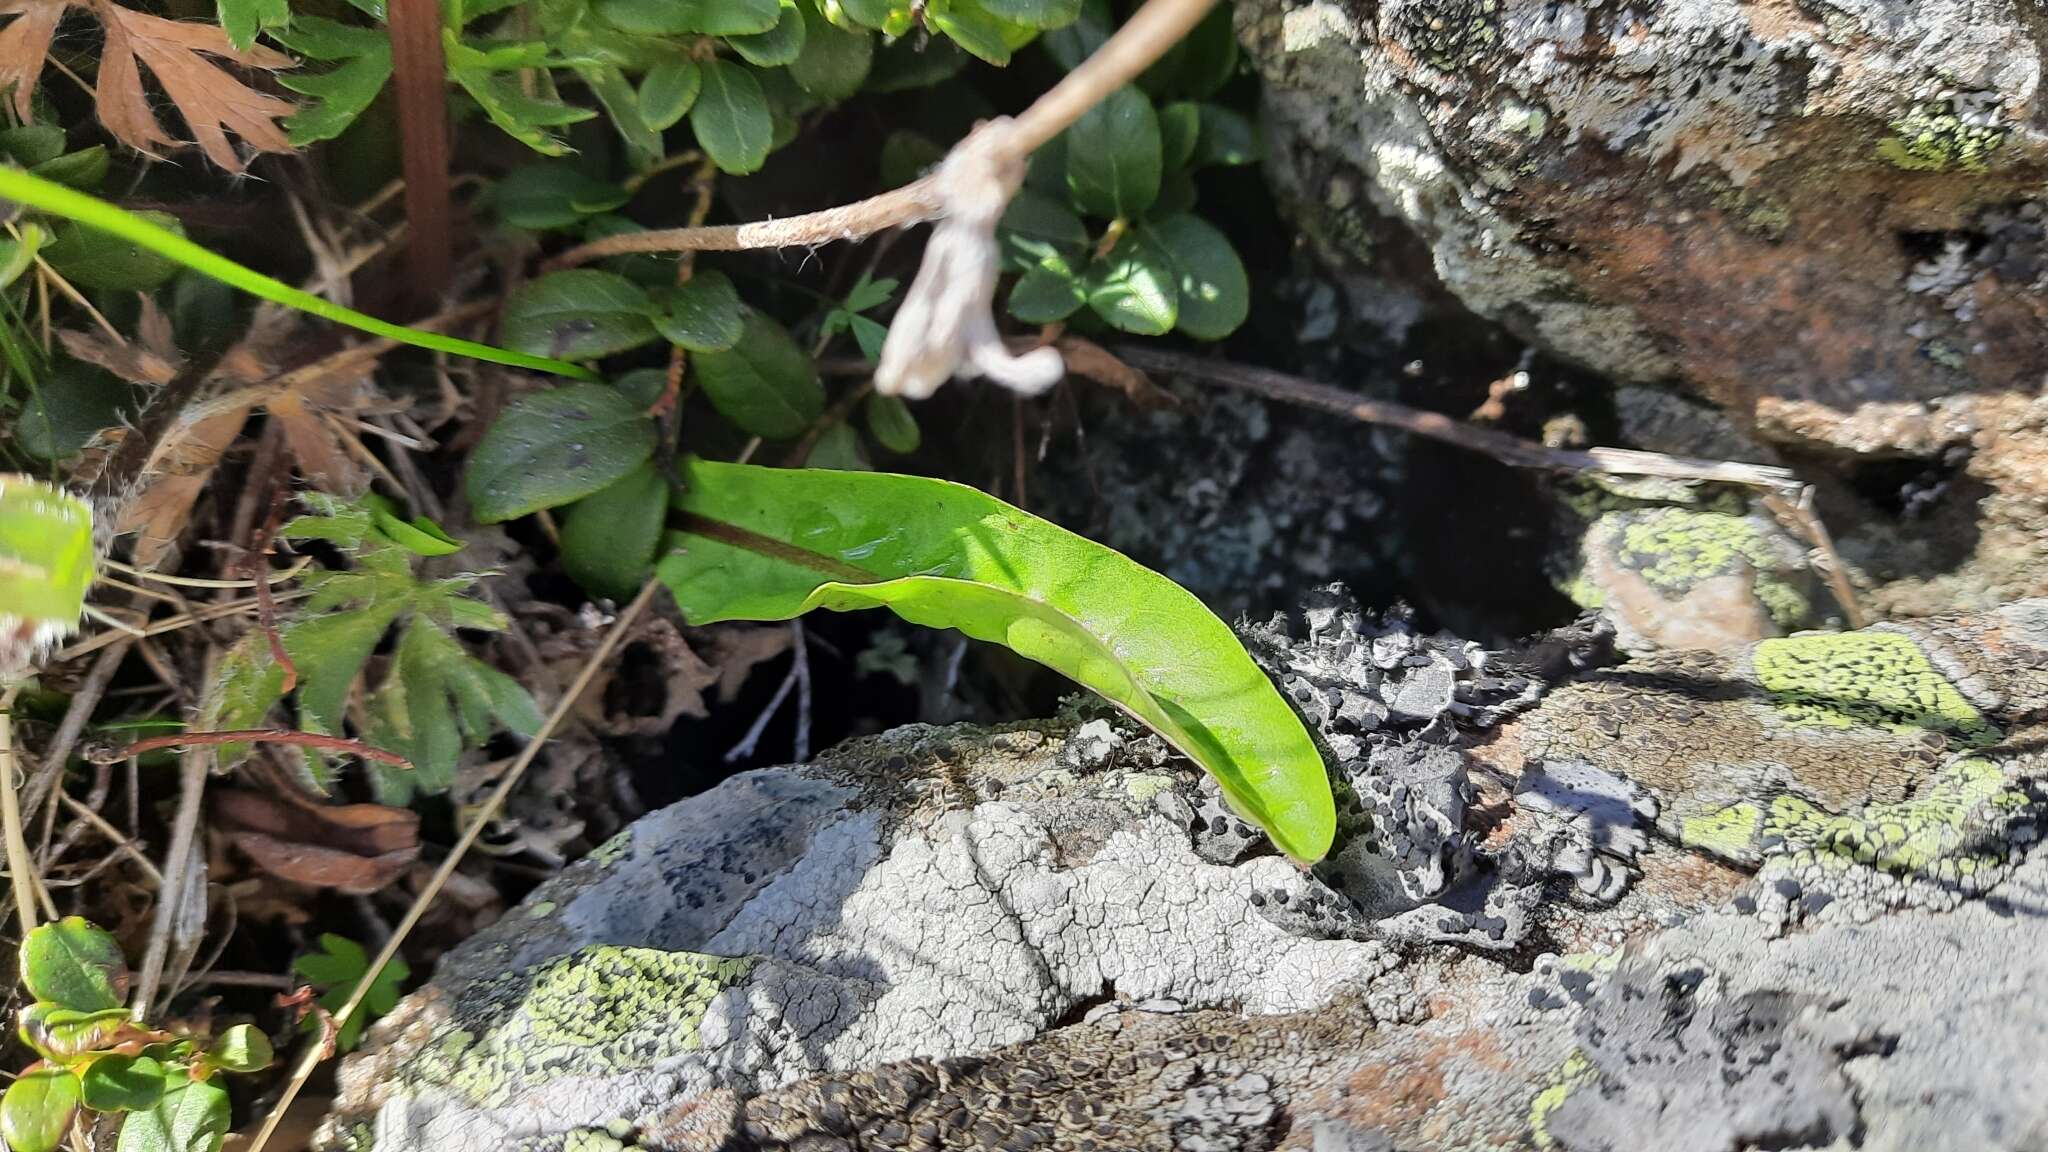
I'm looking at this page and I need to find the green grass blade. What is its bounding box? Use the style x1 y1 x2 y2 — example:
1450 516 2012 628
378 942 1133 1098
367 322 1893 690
0 166 598 381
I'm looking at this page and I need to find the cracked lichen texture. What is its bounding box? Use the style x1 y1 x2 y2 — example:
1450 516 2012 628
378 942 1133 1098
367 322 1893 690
1505 607 2047 919
324 723 1401 1152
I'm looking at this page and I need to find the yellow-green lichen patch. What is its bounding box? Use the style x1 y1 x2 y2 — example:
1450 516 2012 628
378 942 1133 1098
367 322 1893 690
1753 631 1997 745
1681 802 1763 861
1878 99 2008 172
405 946 753 1108
588 830 633 867
1529 1050 1595 1149
1762 756 2026 885
1124 774 1175 805
1615 508 1809 625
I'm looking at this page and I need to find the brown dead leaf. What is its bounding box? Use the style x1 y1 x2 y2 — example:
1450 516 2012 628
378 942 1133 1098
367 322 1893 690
58 297 183 385
215 787 420 893
0 2 63 122
0 1 295 172
117 321 376 568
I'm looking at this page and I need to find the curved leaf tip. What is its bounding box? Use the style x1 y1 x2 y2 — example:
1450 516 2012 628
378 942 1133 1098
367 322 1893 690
656 459 1335 861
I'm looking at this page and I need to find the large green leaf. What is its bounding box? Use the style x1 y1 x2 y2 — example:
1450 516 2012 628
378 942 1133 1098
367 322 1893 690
1065 86 1160 219
114 1079 230 1152
467 384 658 522
692 310 824 439
499 270 660 361
20 918 127 1012
691 60 774 175
657 461 1336 861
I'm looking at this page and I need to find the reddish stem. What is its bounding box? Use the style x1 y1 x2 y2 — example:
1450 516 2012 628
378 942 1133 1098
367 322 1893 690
389 0 453 300
106 731 410 767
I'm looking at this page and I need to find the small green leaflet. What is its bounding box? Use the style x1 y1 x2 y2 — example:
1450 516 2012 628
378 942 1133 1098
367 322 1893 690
820 272 897 363
1087 226 1177 335
43 212 185 292
693 310 825 438
731 2 809 67
20 918 128 1012
468 383 659 522
638 59 702 131
294 933 412 1051
864 392 921 454
658 461 1337 861
445 34 597 156
692 60 774 175
1145 214 1248 340
218 0 290 52
113 1079 230 1152
368 621 543 802
804 423 872 470
78 1056 166 1113
789 0 873 102
273 16 392 146
0 1068 80 1152
595 0 781 36
561 461 669 600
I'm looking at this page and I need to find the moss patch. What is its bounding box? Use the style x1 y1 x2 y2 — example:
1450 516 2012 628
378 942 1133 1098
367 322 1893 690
1878 99 2007 172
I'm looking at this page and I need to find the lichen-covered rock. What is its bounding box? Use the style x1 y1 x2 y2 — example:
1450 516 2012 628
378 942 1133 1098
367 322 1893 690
1242 0 2048 615
1551 476 1831 654
328 603 2048 1152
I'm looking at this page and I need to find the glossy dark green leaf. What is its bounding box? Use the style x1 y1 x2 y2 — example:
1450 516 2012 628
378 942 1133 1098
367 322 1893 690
21 917 128 1012
693 310 824 439
560 461 668 600
596 0 780 34
499 270 659 361
577 63 665 164
1194 103 1256 166
864 392 921 454
731 2 808 66
1 1068 80 1152
44 212 184 291
78 1056 165 1113
654 269 744 352
0 126 65 167
803 423 872 470
467 384 659 522
754 66 814 150
1141 3 1237 99
275 16 394 146
1086 227 1177 334
789 0 872 101
1008 262 1088 323
1040 0 1108 70
113 1078 229 1152
998 187 1089 273
31 146 109 190
1146 214 1248 339
205 1024 273 1074
496 165 632 231
658 460 1336 861
1152 170 1197 216
691 60 774 175
637 59 701 131
1066 86 1160 219
1159 101 1200 171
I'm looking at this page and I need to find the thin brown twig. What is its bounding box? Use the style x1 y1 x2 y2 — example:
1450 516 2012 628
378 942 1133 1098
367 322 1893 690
548 0 1220 269
98 730 410 767
25 637 132 842
1113 346 1802 490
652 156 721 422
243 483 298 694
1762 487 1867 628
245 579 667 1152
